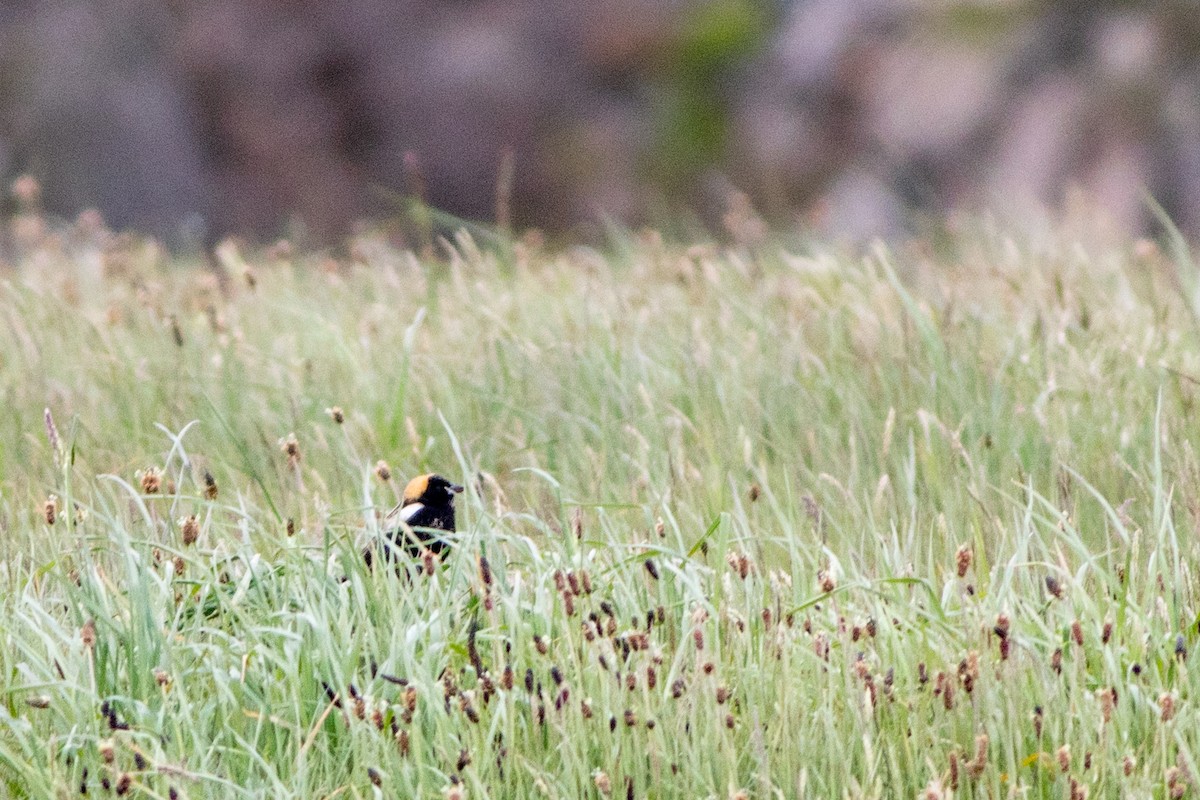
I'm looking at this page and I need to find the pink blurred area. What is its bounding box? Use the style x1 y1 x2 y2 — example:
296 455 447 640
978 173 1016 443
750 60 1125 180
1 0 1197 242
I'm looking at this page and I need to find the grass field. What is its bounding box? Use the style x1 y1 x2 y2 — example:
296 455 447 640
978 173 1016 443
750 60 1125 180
2 208 1200 798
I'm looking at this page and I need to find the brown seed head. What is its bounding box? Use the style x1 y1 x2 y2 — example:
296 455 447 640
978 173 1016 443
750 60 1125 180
180 515 200 546
280 433 301 466
43 495 58 525
966 733 988 778
1124 755 1136 776
593 771 612 796
140 467 162 494
817 569 836 594
374 460 392 482
81 619 97 650
1057 745 1071 773
326 406 345 424
1098 687 1116 723
1160 692 1176 722
955 544 973 578
1071 619 1084 647
1045 575 1064 599
203 469 218 500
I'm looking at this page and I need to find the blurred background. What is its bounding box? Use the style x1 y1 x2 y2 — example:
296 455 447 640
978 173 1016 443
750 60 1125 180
1 0 1198 244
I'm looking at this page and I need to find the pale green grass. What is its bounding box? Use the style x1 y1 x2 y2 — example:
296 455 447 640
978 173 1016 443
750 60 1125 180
2 214 1200 798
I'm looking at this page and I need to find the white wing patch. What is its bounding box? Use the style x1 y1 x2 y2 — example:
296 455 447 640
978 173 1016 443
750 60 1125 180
398 502 424 524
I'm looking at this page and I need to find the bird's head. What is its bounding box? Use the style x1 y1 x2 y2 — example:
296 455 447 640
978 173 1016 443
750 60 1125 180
402 474 464 507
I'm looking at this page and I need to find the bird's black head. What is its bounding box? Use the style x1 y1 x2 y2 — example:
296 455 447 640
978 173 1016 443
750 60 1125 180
402 473 464 507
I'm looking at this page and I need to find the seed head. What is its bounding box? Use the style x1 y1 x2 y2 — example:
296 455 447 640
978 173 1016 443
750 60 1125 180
1057 745 1071 773
179 514 200 546
966 733 988 778
1168 766 1188 799
1102 620 1113 644
140 467 162 494
81 619 97 650
1160 692 1176 722
280 433 301 466
43 495 58 525
326 406 345 425
1098 687 1116 724
593 771 612 796
1124 755 1135 776
1045 575 1064 599
817 569 836 594
203 469 218 499
1071 619 1084 647
955 545 973 578
374 460 392 482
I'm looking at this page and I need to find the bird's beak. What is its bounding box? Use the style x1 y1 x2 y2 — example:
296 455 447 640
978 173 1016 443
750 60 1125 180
450 483 464 494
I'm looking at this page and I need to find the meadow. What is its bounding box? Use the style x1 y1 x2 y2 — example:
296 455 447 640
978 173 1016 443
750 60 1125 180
2 206 1200 798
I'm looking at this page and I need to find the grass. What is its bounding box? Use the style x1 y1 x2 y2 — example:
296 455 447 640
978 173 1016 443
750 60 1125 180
2 206 1200 798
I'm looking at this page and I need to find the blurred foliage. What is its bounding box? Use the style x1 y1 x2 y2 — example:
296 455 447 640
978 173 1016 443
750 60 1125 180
649 0 772 192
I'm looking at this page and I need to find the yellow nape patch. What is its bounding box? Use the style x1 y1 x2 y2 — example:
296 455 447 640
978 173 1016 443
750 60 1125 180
403 474 431 504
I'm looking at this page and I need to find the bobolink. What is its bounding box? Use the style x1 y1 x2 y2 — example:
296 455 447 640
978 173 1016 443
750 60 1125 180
366 473 464 568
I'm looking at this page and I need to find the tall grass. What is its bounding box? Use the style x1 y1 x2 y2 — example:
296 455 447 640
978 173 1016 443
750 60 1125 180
1 209 1200 798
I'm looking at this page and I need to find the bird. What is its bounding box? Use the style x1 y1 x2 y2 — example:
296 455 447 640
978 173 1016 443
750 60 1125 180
366 473 464 569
